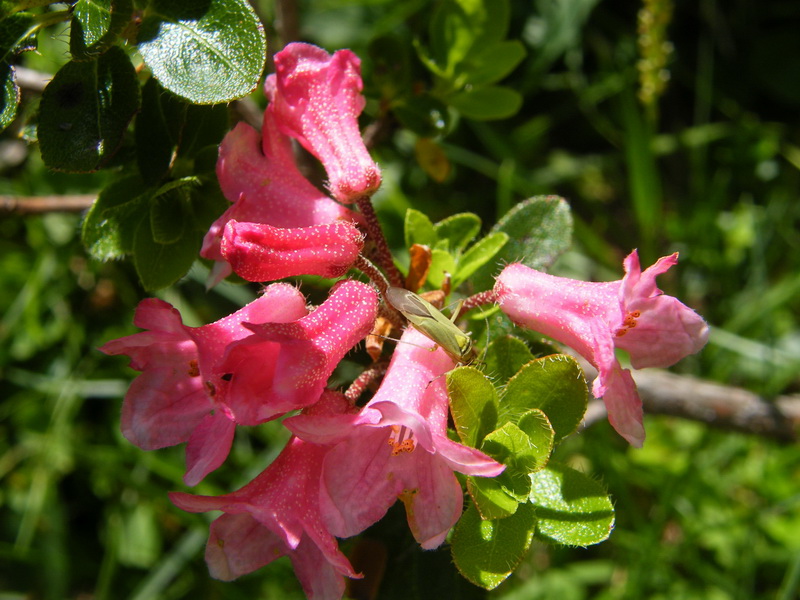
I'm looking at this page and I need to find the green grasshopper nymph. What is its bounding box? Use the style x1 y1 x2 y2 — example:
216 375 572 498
385 287 477 366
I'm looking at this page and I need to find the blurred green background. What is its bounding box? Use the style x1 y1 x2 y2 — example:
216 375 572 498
2 0 799 598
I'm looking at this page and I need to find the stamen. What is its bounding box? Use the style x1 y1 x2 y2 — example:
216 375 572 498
615 310 642 337
387 425 417 455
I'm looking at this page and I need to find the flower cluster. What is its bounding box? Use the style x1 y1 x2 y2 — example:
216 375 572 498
103 43 708 598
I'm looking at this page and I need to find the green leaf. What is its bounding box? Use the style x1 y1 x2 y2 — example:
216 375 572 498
426 248 456 289
1 65 18 130
433 212 481 253
466 475 518 520
1 1 53 18
501 354 589 442
150 178 200 244
484 335 534 385
177 102 230 158
448 366 499 448
517 409 555 472
135 77 187 184
428 0 510 79
82 174 151 260
392 92 451 137
404 208 436 249
481 422 541 499
38 46 140 172
451 501 536 590
462 40 526 86
137 0 267 104
472 195 573 289
133 209 200 291
448 85 522 120
367 33 411 99
116 503 161 568
70 0 133 60
427 0 474 77
452 231 508 288
0 11 36 55
188 178 229 232
529 462 615 546
1 11 37 131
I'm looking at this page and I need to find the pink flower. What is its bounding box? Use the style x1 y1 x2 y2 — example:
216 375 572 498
494 251 709 447
201 113 362 285
170 394 360 600
220 220 364 282
266 43 381 203
286 327 505 549
218 280 378 425
99 283 308 485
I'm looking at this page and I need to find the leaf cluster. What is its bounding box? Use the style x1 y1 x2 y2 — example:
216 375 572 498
367 0 527 141
2 0 266 289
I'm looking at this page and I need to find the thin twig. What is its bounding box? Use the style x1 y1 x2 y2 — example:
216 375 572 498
581 364 800 443
274 0 300 47
1 194 96 215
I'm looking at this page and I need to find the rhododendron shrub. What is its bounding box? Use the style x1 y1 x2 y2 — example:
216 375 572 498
102 42 709 597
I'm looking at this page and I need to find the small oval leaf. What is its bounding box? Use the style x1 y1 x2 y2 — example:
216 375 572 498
451 501 536 590
137 0 266 104
530 462 615 547
501 354 589 442
38 46 140 172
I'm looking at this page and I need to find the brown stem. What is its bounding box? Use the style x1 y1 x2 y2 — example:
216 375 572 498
345 361 389 403
274 0 300 47
355 195 404 288
579 361 800 443
354 255 390 297
1 194 96 215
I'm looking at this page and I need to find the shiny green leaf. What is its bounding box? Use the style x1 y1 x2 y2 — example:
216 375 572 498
404 207 436 248
70 0 132 59
448 85 522 121
82 174 150 260
451 501 536 590
484 335 534 385
452 231 508 287
467 475 518 520
530 462 615 546
38 46 139 171
448 365 499 448
433 212 481 253
501 354 588 442
137 0 266 104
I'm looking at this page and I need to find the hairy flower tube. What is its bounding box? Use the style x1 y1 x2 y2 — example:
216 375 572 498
221 220 364 282
266 42 381 202
98 283 308 485
286 327 505 549
218 280 378 425
170 393 361 600
201 112 361 286
494 251 709 446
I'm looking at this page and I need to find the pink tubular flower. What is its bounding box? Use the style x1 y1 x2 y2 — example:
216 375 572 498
170 394 360 600
218 280 378 425
98 284 309 485
220 220 364 282
286 327 505 549
201 112 362 285
266 42 381 203
494 250 709 447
